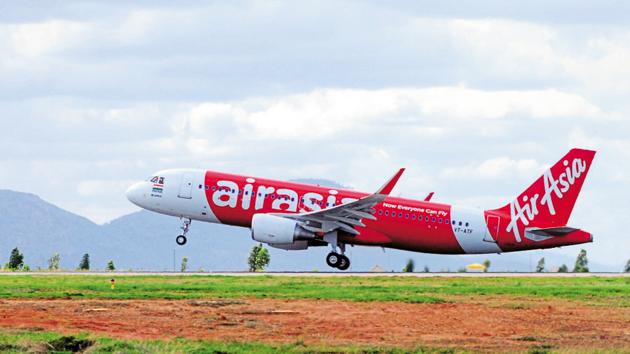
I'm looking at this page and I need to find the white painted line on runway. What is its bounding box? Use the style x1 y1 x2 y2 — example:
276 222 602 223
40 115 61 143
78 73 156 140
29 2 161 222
0 272 627 277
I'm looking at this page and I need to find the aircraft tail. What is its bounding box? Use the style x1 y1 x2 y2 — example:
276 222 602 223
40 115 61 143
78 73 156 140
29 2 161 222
490 148 596 231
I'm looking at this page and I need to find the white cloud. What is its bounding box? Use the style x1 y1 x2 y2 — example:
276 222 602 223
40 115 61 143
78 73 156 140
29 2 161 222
2 20 88 58
442 157 547 180
178 87 607 145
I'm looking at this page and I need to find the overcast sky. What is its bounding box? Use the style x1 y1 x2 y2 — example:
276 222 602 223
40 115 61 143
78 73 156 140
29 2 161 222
1 1 628 267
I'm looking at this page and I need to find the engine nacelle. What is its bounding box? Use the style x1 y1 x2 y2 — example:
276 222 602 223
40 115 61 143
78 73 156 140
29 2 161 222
269 240 309 250
251 214 315 245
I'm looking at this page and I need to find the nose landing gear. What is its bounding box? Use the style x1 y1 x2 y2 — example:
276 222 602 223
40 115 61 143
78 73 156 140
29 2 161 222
176 218 191 245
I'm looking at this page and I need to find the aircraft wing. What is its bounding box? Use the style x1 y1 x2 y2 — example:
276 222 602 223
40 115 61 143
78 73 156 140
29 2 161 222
277 168 405 236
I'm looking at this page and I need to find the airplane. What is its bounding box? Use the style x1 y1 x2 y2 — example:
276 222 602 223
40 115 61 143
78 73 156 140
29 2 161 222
126 148 596 270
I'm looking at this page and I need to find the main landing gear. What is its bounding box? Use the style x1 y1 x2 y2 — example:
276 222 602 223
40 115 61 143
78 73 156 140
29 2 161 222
176 218 191 246
326 252 350 270
323 231 350 270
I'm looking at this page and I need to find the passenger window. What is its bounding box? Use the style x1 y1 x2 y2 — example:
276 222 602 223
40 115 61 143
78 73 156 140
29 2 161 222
445 219 449 224
411 215 416 220
385 210 389 216
398 212 403 217
459 221 462 226
405 214 409 219
211 186 216 191
378 210 383 215
438 218 442 223
425 216 429 221
431 217 436 222
465 222 469 227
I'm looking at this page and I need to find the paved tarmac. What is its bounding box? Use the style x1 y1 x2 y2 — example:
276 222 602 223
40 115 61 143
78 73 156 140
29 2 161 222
0 271 627 277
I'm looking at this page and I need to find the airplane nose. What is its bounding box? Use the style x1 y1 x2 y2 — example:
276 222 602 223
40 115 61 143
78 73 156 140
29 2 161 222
125 182 146 207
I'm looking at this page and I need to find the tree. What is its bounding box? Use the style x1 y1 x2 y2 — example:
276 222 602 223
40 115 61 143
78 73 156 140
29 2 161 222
402 259 415 272
482 259 491 273
8 248 24 270
248 243 270 272
536 257 545 273
624 259 630 273
558 264 568 273
180 257 188 272
78 253 90 270
573 249 589 273
48 253 60 270
106 260 115 272
423 265 430 273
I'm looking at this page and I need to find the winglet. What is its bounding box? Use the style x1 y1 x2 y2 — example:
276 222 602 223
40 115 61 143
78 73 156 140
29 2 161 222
376 168 405 195
424 192 434 202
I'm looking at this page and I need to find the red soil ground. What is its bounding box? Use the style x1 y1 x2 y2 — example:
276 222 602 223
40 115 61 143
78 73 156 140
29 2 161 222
0 297 628 352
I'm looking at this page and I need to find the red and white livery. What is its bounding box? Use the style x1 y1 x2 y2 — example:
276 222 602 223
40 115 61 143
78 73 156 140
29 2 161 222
126 148 596 270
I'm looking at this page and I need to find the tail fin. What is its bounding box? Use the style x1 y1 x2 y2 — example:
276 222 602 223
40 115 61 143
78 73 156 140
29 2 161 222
489 148 596 241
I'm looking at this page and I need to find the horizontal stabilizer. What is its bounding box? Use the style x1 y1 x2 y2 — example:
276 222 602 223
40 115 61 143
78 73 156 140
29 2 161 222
525 226 579 237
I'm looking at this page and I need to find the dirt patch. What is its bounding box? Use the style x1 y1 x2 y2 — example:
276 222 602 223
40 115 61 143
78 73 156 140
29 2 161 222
0 298 627 352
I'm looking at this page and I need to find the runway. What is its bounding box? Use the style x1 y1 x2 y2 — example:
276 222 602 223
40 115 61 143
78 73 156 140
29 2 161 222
0 271 627 277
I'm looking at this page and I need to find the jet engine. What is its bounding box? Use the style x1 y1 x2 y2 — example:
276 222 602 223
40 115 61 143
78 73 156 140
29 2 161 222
251 214 316 245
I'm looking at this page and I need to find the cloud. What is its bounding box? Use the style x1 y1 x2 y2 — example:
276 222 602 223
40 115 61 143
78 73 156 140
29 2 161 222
179 87 607 145
442 157 546 180
2 20 88 58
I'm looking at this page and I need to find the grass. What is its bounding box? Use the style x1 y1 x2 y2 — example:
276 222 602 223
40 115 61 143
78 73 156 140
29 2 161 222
0 275 627 306
0 328 458 354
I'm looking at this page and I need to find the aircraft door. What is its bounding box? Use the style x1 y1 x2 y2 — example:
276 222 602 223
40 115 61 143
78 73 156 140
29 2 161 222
484 215 500 243
178 173 194 199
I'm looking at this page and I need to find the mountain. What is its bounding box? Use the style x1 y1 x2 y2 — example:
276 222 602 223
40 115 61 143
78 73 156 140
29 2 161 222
0 190 102 269
0 188 616 272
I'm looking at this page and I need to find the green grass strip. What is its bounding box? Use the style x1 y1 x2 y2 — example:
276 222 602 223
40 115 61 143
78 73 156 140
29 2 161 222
0 275 627 305
0 328 459 354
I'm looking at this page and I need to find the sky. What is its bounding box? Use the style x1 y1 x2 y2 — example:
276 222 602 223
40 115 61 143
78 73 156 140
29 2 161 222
0 1 628 268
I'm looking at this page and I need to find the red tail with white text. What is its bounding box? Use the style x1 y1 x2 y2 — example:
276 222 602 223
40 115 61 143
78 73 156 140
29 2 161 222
486 148 596 251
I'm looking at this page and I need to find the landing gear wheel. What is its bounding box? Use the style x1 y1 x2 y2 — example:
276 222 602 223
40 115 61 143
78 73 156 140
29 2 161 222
337 255 350 271
176 235 187 245
176 218 191 246
326 252 340 268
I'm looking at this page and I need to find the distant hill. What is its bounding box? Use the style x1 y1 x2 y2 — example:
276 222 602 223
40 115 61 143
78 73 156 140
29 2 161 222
0 188 614 272
0 189 102 269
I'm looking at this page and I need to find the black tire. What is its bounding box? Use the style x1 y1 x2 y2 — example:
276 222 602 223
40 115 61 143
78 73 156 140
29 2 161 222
337 255 350 271
176 235 187 245
326 252 340 268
